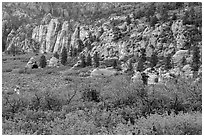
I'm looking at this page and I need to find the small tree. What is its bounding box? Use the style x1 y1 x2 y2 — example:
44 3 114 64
86 53 92 66
150 51 158 68
164 55 172 70
80 54 86 68
53 52 59 59
149 15 158 27
39 54 47 68
191 46 200 72
126 15 131 25
93 51 100 67
137 59 144 72
61 46 67 65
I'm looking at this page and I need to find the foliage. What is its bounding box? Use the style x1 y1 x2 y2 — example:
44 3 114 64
39 54 47 68
61 47 68 66
93 52 100 67
53 52 59 59
191 46 200 72
86 53 92 66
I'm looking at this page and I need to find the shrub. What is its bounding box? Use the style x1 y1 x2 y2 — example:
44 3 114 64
61 47 68 66
39 54 46 68
81 88 100 102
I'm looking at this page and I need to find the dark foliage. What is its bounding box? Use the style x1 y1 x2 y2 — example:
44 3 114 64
39 54 47 68
61 47 68 65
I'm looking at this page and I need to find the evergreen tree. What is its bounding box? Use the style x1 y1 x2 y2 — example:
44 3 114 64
69 45 73 57
113 59 118 69
149 15 158 27
53 52 59 59
164 55 172 70
137 59 144 72
126 15 131 25
39 54 47 68
86 53 92 66
80 54 86 68
181 56 187 66
61 46 67 65
93 51 100 67
191 46 200 72
150 51 158 68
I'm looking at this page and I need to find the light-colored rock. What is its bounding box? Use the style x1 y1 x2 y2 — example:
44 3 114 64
46 19 60 52
172 50 188 66
48 57 59 67
25 57 37 69
90 68 117 77
131 71 143 84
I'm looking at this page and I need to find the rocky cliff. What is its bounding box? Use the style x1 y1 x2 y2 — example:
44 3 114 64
2 2 202 78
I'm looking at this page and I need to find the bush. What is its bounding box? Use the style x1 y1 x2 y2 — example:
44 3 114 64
39 54 47 68
81 88 100 102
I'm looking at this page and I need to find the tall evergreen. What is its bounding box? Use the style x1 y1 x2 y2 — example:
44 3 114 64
150 51 158 68
86 53 92 66
93 51 100 67
53 52 59 59
164 55 172 70
39 54 47 68
61 46 67 65
191 46 200 72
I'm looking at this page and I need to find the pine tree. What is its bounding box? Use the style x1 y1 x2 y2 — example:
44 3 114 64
86 53 92 66
126 15 131 25
39 54 47 68
61 46 67 65
80 54 86 68
69 46 73 57
191 46 200 72
93 51 100 67
164 55 172 70
113 59 118 69
53 52 59 59
150 51 158 68
137 59 144 72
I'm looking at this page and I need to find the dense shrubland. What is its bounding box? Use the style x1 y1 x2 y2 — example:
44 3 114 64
2 56 202 134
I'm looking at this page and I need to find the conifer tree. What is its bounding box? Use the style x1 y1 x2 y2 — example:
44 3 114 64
164 55 172 70
80 54 86 68
150 51 158 68
53 52 59 59
191 46 200 72
93 51 100 67
39 54 47 68
61 46 67 65
86 53 92 66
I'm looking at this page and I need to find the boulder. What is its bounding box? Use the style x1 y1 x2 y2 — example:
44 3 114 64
25 57 38 69
90 68 117 77
131 71 143 84
48 57 59 67
102 57 118 67
148 73 159 85
172 50 188 66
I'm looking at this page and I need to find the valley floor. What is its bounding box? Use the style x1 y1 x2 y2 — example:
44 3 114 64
2 54 202 135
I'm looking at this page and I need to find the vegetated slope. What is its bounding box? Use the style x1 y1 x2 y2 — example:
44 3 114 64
2 2 202 135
